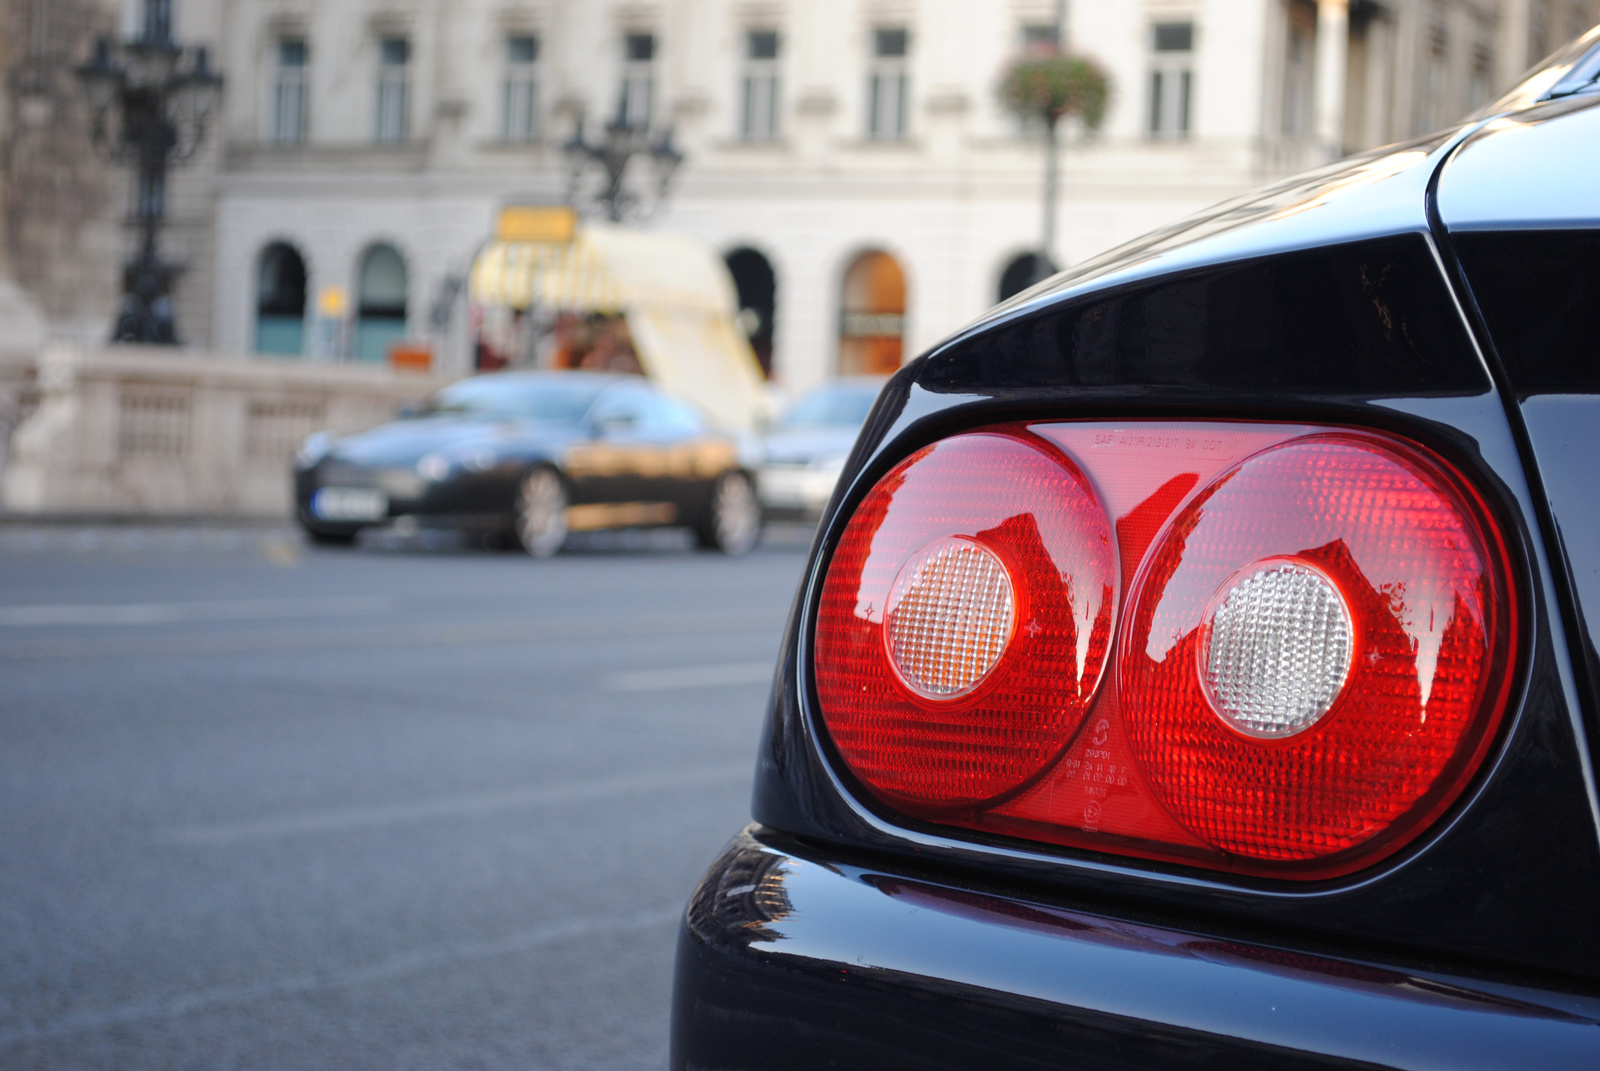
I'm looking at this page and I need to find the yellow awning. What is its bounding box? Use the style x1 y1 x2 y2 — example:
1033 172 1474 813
470 234 626 313
470 221 771 431
470 222 736 316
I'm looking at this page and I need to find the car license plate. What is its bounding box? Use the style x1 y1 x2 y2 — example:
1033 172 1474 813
312 487 388 522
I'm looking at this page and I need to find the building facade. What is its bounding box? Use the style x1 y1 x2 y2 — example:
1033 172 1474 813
84 0 1600 386
1 0 228 346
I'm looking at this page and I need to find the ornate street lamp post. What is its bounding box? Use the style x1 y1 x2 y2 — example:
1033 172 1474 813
563 111 684 223
77 0 222 344
998 1 1110 288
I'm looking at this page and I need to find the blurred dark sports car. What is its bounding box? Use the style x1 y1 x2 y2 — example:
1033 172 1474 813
673 29 1600 1071
293 371 761 556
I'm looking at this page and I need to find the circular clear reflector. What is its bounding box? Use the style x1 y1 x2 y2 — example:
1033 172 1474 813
1201 561 1353 737
887 538 1016 699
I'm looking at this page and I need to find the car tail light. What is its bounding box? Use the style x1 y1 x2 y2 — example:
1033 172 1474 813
814 431 1117 809
813 423 1518 879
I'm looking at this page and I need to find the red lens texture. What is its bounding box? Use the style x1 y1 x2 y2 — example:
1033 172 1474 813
812 423 1518 879
1120 435 1513 864
814 430 1117 810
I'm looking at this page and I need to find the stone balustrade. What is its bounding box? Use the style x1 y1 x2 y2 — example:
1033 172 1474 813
1 345 451 518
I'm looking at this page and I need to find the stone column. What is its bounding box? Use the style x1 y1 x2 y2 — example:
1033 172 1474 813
1314 0 1350 159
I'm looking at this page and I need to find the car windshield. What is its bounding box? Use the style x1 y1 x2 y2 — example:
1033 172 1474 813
425 377 605 422
777 385 880 431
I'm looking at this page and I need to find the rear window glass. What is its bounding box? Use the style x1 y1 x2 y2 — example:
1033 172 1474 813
428 377 604 421
1455 231 1600 396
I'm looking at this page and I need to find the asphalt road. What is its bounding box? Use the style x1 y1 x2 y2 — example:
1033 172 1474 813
0 524 811 1070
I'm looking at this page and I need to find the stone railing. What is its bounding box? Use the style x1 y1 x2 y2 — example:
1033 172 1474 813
1 345 452 518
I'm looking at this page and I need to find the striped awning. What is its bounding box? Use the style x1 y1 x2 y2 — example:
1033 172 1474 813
470 235 623 313
470 223 735 316
469 221 772 431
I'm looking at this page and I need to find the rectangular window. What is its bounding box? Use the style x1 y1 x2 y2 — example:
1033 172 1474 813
1148 21 1194 139
740 30 780 140
1021 23 1058 52
375 36 410 143
272 38 307 144
142 0 172 42
867 27 909 140
503 34 540 142
619 32 655 129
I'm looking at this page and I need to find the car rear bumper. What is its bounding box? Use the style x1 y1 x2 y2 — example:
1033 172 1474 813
756 464 838 517
672 828 1600 1070
295 465 512 531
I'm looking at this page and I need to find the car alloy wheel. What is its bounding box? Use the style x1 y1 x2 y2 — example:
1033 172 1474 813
700 471 761 556
514 467 569 559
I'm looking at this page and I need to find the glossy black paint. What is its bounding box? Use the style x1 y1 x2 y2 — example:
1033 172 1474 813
1517 398 1600 767
293 373 741 540
674 831 1600 1071
1436 95 1600 232
294 420 560 529
1433 111 1600 867
676 44 1600 1070
1449 231 1600 397
925 235 1482 396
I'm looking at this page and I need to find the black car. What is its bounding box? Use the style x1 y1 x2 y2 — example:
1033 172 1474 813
294 371 761 556
673 32 1600 1070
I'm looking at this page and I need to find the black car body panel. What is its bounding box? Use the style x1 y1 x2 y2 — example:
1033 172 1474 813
1437 95 1600 233
675 40 1600 1069
676 831 1600 1071
1435 96 1600 787
293 372 745 540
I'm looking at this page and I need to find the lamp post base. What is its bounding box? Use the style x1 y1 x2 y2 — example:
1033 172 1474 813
113 252 181 345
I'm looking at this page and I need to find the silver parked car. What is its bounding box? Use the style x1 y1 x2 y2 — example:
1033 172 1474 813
756 377 886 521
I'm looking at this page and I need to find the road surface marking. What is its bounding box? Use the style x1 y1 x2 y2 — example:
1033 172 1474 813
164 764 750 845
0 609 782 660
0 596 394 627
605 662 773 691
0 906 680 1047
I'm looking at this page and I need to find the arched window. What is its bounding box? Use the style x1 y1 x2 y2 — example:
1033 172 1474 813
839 250 906 376
724 247 777 379
996 252 1056 303
355 243 408 362
255 242 307 356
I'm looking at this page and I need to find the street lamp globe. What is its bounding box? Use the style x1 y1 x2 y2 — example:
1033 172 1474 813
176 47 223 123
76 38 122 118
122 37 182 90
562 118 591 183
650 129 683 190
564 114 687 224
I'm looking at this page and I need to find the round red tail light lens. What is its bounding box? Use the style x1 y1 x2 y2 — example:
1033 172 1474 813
814 430 1117 811
1120 434 1516 864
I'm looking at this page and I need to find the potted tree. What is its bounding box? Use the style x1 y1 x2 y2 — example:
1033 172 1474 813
999 45 1111 287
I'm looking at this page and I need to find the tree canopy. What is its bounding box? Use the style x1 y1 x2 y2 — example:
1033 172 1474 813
999 53 1111 129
